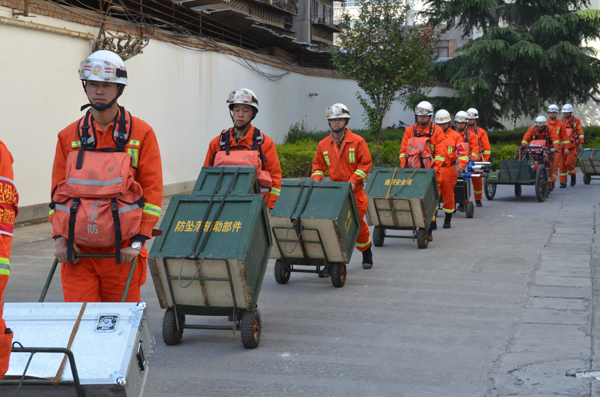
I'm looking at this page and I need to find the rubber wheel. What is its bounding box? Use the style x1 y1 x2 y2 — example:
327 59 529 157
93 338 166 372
373 226 385 247
416 228 429 249
274 259 290 284
240 309 261 349
584 174 591 185
331 263 346 288
535 165 549 202
484 179 496 200
465 202 474 219
514 184 522 197
162 308 184 346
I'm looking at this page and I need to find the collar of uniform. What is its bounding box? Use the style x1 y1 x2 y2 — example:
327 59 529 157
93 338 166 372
231 125 255 146
330 129 355 145
416 122 432 132
91 118 116 142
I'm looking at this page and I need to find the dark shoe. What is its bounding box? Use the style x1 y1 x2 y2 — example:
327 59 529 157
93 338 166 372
457 203 465 212
431 219 437 230
560 182 567 188
443 212 452 229
549 182 555 191
571 175 576 186
476 200 482 207
428 226 433 242
362 246 373 269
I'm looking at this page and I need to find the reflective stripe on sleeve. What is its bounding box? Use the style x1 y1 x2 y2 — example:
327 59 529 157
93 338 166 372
458 156 469 161
471 152 478 158
270 187 281 197
563 140 570 144
0 257 9 276
49 209 54 216
312 171 324 178
484 151 491 155
435 156 445 162
553 140 559 145
354 169 367 179
399 153 406 158
142 203 162 217
521 141 529 145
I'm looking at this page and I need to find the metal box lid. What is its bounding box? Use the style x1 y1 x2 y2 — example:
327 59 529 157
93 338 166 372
192 166 260 196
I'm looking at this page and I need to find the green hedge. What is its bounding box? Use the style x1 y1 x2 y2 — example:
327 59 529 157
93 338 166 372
277 140 318 178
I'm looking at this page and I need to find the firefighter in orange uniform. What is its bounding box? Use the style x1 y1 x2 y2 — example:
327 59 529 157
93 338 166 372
434 110 469 229
51 50 163 302
311 104 373 268
561 104 584 187
547 104 566 188
399 101 445 239
454 111 479 211
203 88 282 211
521 116 560 190
0 140 17 377
465 108 490 207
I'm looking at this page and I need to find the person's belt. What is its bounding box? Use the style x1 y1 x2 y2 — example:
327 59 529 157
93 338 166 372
441 161 456 167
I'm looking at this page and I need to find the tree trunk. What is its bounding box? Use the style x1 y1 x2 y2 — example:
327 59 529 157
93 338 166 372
375 116 384 166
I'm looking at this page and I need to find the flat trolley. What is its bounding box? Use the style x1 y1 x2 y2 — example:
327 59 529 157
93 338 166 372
485 144 556 202
269 180 361 288
149 167 271 349
365 168 439 249
578 148 600 184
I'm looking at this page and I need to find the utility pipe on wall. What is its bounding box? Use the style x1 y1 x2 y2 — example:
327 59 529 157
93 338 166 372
0 15 95 40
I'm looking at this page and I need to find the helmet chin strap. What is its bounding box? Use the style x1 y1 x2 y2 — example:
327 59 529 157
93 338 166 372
329 119 348 133
80 82 124 112
418 117 430 126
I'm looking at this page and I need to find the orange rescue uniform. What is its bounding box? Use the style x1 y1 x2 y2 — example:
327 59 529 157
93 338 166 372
547 118 566 183
311 129 372 252
0 140 16 377
203 125 282 209
560 115 584 181
466 125 490 201
521 125 559 188
51 115 163 302
440 128 469 214
399 121 445 221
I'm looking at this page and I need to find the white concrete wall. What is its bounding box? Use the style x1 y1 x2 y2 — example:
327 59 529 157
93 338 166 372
0 6 418 218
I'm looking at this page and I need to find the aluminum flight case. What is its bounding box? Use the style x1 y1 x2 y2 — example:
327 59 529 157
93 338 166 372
1 302 155 396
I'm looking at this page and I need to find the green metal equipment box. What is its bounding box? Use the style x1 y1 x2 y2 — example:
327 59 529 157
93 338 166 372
578 148 600 176
192 166 260 196
364 168 438 229
269 181 361 264
149 194 271 313
488 160 534 184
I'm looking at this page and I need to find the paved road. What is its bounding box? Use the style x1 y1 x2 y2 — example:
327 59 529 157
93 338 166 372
5 175 600 396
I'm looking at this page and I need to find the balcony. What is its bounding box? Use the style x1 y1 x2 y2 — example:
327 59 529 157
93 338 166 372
311 16 341 32
256 0 298 14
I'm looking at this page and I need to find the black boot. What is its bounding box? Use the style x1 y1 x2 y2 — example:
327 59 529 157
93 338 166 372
560 182 567 188
457 203 465 212
549 182 555 191
571 175 576 186
443 212 452 229
362 245 373 269
431 219 437 230
428 226 433 242
476 200 482 207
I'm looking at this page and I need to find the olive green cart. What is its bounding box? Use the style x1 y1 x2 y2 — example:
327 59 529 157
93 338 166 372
365 168 439 249
149 167 271 349
578 148 600 184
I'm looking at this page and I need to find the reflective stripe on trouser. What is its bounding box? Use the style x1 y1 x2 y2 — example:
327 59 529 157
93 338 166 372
472 177 483 201
559 149 577 183
440 167 458 213
354 190 371 252
61 243 147 302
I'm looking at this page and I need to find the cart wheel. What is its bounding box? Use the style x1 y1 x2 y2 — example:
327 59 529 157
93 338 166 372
416 228 429 249
162 308 184 346
240 309 261 349
535 165 549 202
584 174 591 185
514 184 522 197
331 263 346 288
484 180 496 200
274 259 291 284
373 226 385 247
465 202 474 219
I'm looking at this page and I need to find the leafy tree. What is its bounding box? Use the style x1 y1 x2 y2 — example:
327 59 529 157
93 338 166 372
329 0 437 163
419 0 600 130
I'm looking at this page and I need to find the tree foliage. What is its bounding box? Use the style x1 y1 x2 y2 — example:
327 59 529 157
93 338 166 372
329 0 437 163
419 0 600 130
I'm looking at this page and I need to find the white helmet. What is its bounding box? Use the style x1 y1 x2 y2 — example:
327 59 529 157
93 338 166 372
434 109 451 124
78 50 127 86
562 104 573 113
535 116 547 126
547 104 559 113
466 108 479 119
227 88 259 112
326 103 351 120
455 111 468 123
415 101 433 116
